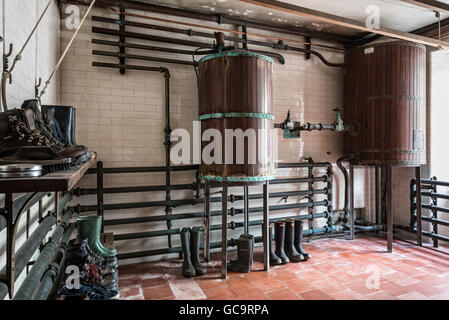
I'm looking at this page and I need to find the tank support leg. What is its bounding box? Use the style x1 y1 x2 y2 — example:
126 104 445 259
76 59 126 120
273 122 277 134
221 184 228 279
204 181 211 262
244 186 249 234
263 181 270 272
386 165 394 253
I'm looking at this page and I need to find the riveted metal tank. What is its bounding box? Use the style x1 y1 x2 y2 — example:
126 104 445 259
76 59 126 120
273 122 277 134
198 51 275 183
344 41 426 166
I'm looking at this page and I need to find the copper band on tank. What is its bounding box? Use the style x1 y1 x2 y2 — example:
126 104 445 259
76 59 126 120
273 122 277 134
357 149 426 154
344 95 426 105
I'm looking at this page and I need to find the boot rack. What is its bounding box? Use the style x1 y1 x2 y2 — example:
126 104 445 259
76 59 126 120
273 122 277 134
73 159 350 270
0 152 96 299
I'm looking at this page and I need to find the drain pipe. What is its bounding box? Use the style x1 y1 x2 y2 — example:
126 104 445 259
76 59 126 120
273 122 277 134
32 223 75 300
14 209 74 300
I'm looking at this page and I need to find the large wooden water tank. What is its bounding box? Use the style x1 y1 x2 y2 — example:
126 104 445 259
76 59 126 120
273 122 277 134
344 41 426 166
198 51 275 183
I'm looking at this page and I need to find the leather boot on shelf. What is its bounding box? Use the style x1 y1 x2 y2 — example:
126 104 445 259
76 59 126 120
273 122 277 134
0 108 75 172
284 219 305 262
294 219 312 260
190 227 207 276
228 234 253 273
263 223 282 265
21 100 89 165
274 221 289 264
180 227 196 277
77 215 117 259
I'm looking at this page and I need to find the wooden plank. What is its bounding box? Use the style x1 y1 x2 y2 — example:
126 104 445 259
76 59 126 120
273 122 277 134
240 0 449 49
401 0 449 15
0 152 96 193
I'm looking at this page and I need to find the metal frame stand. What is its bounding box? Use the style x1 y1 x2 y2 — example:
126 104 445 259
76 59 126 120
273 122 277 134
214 181 270 279
349 164 355 240
203 181 211 262
415 166 422 247
386 165 394 253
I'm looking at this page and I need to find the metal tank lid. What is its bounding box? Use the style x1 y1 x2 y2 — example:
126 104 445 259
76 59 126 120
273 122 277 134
198 50 274 64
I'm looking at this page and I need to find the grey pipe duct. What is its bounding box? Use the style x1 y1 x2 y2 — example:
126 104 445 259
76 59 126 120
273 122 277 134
0 283 7 300
0 214 56 285
0 215 5 231
14 209 74 300
32 223 75 300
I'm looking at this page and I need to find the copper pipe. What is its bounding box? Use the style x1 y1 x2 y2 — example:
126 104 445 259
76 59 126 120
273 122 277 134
108 7 343 52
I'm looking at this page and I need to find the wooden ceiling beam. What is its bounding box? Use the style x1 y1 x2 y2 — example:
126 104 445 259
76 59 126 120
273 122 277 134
400 0 449 15
240 0 449 49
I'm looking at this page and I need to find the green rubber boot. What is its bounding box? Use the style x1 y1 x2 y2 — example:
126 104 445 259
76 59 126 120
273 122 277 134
77 215 117 258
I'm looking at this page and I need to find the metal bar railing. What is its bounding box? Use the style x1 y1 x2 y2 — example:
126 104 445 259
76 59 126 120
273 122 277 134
410 176 449 249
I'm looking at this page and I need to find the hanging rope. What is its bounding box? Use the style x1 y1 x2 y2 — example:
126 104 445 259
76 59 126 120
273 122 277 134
37 0 96 103
1 0 52 112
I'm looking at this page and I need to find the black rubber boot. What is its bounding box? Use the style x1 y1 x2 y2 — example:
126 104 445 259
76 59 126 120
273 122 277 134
284 219 305 262
180 227 196 277
294 219 312 260
228 234 253 273
274 222 289 264
263 223 282 265
42 104 90 164
239 234 254 269
190 227 207 276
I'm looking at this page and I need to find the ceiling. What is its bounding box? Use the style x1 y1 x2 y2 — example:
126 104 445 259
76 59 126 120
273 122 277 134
132 0 449 38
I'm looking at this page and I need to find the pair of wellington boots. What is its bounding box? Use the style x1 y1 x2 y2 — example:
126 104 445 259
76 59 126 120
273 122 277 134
180 227 207 277
265 219 311 265
228 234 254 273
77 215 117 268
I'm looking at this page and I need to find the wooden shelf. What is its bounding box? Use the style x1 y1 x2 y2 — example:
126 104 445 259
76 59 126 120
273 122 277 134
0 152 96 193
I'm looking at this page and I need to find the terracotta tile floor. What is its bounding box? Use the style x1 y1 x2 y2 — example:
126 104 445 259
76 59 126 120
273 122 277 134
117 235 449 300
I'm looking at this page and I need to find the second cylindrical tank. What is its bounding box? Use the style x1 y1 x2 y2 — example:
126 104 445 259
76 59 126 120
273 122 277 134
344 41 426 166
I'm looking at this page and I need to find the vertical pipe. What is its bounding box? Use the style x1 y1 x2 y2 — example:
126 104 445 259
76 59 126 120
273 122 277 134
432 176 438 248
375 166 381 233
244 185 249 234
26 210 30 239
5 193 14 298
97 161 104 232
415 166 423 246
163 71 173 248
326 164 334 228
263 181 270 272
307 158 313 242
119 5 126 75
221 184 228 279
386 165 394 253
38 199 43 222
204 182 211 262
349 164 355 240
242 25 248 51
54 192 59 223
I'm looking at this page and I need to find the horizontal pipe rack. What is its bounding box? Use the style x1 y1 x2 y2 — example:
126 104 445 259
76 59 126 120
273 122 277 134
76 160 341 260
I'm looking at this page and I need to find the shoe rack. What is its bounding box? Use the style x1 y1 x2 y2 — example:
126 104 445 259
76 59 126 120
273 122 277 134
0 152 97 299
